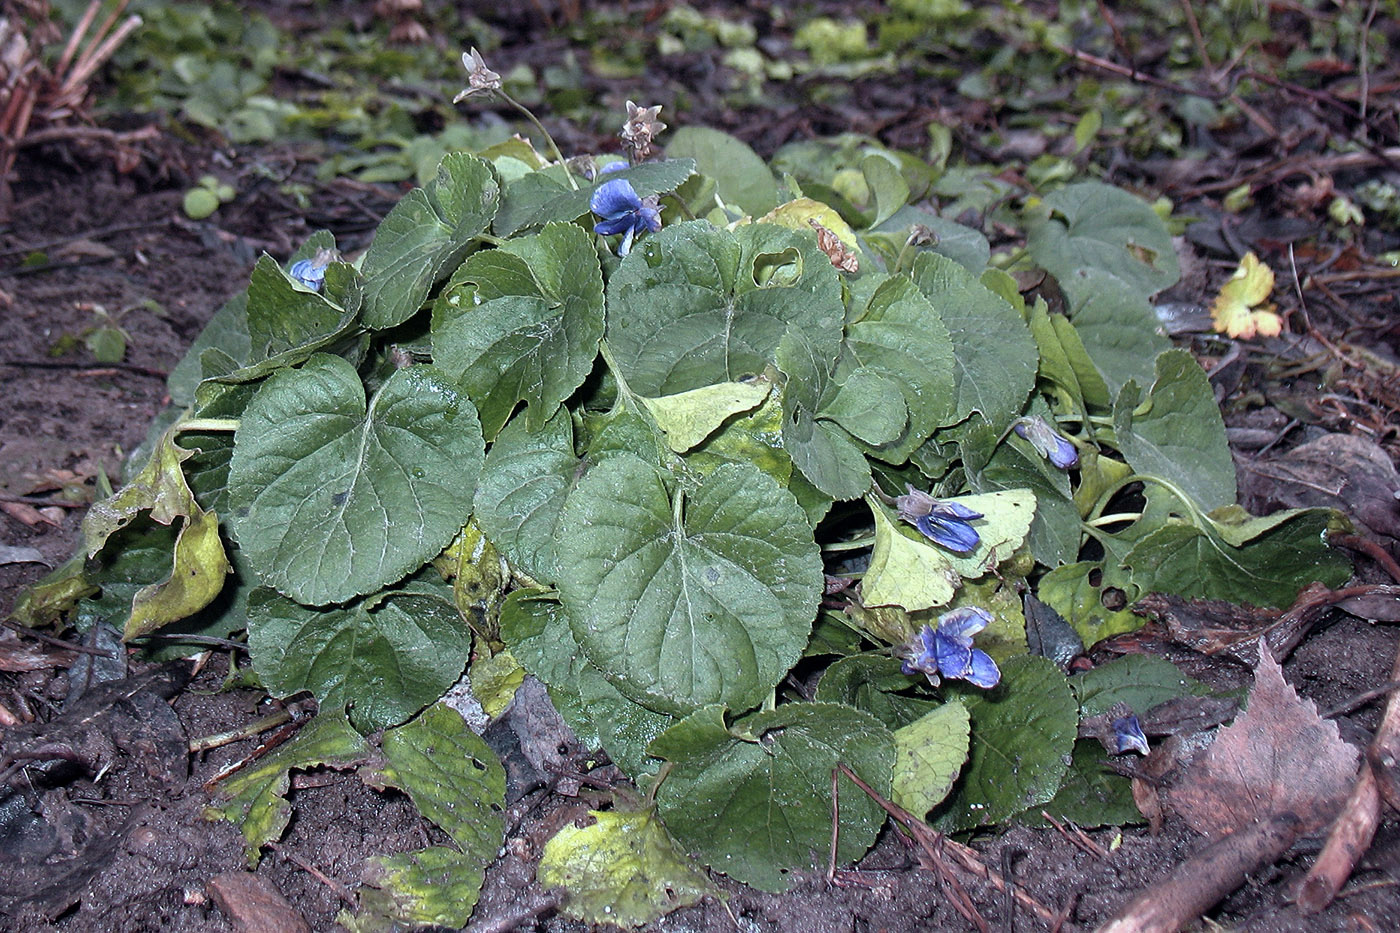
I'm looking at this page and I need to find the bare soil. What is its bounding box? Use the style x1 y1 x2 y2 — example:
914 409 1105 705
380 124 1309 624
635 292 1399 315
4 6 1400 930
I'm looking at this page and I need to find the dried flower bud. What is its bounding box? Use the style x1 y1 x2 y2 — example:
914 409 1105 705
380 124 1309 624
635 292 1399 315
453 48 501 103
620 100 666 161
809 219 859 273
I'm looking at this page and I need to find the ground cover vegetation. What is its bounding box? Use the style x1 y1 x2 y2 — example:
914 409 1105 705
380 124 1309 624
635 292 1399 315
2 0 1399 930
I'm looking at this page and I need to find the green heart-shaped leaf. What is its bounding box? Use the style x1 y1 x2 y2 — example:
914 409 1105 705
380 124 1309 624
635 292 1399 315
248 586 469 731
557 455 822 716
432 222 604 439
229 354 484 605
649 703 894 892
607 222 845 397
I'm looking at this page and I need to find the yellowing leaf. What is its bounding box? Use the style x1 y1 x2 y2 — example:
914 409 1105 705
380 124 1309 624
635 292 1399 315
891 702 970 817
759 197 861 252
640 378 772 452
538 808 713 927
1210 252 1281 339
470 649 525 719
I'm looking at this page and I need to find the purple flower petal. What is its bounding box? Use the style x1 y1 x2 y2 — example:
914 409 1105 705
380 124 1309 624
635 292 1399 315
590 178 642 218
937 607 992 641
1112 715 1149 755
1014 416 1078 470
964 649 1001 689
913 510 980 553
933 634 974 680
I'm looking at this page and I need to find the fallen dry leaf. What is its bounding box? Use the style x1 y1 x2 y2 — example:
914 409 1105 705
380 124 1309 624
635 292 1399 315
1169 644 1359 840
1240 433 1400 544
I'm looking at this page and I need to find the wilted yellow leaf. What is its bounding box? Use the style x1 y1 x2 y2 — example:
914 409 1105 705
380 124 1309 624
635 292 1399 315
1210 252 1282 339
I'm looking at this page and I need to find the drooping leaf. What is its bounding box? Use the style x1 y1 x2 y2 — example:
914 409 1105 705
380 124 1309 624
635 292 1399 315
347 704 505 930
891 702 971 818
933 656 1077 832
1060 267 1171 396
777 328 873 500
556 456 823 716
360 152 501 329
431 221 605 438
641 377 772 453
606 221 845 397
1113 349 1236 512
538 808 713 927
82 427 230 639
1123 506 1351 607
247 586 470 732
473 407 578 584
228 354 484 605
649 703 894 892
1026 182 1179 299
910 251 1037 430
667 126 778 217
203 711 371 866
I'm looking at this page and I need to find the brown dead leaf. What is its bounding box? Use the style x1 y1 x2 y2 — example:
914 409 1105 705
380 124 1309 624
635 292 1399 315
1240 433 1400 543
0 500 58 527
1169 644 1359 840
1130 592 1288 662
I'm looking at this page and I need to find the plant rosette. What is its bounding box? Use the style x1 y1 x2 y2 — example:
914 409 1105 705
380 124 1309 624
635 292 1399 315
21 54 1352 925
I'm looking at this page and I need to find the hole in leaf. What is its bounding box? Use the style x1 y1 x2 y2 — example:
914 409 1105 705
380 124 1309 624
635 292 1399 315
1101 587 1127 611
752 247 801 288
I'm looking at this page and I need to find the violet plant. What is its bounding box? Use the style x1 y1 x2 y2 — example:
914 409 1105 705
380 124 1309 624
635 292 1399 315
16 46 1353 928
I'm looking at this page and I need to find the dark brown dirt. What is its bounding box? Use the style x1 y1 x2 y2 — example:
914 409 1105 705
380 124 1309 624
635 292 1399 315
4 12 1400 932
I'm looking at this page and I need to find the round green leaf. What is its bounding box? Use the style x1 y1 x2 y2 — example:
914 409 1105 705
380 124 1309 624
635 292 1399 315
248 587 470 731
932 655 1077 832
1026 181 1180 299
557 455 823 716
229 354 484 605
650 703 894 892
474 407 577 583
606 221 845 397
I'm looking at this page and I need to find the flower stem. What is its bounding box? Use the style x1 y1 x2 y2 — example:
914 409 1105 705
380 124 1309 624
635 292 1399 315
823 536 875 552
500 91 577 191
176 418 240 433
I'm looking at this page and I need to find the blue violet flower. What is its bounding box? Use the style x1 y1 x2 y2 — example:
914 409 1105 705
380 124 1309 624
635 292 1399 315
288 247 338 292
901 607 1001 689
590 178 661 257
1013 415 1078 469
895 485 982 553
1112 714 1150 755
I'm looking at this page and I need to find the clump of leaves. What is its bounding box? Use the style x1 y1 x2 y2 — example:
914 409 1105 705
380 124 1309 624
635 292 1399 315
19 52 1353 925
